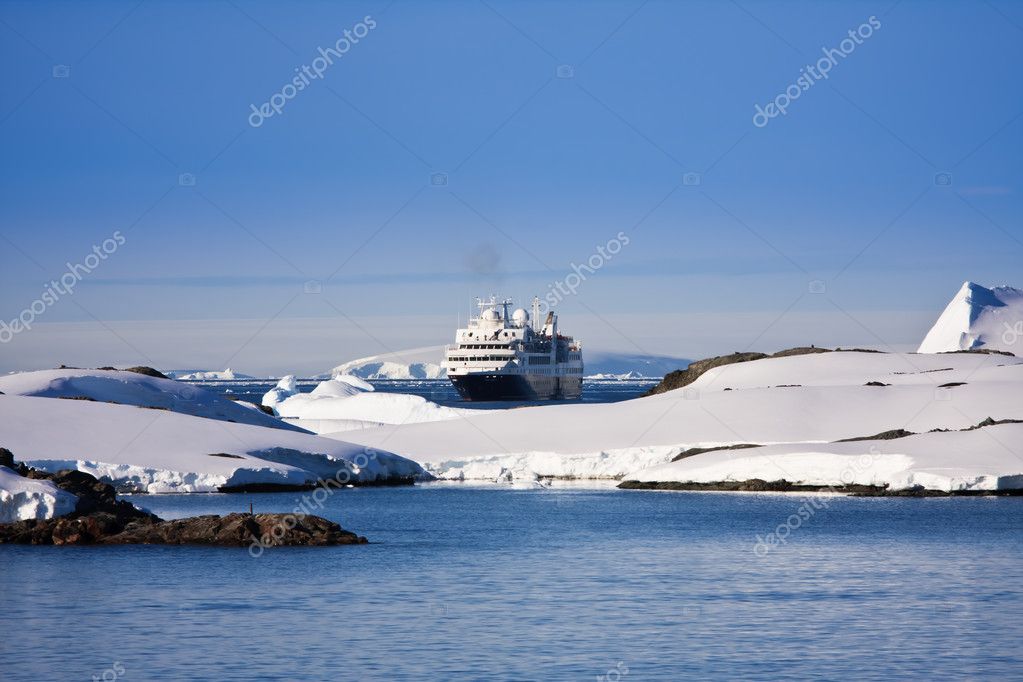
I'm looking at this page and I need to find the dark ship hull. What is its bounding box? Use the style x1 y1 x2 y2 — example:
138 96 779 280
450 374 582 401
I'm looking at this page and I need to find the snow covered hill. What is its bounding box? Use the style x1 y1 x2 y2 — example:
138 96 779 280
0 465 78 523
627 423 1023 492
918 281 1023 354
0 368 303 432
335 350 1023 489
0 394 425 493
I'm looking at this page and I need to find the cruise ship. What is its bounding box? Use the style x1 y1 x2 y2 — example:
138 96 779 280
442 297 583 401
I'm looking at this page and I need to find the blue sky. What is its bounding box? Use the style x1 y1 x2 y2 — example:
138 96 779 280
1 0 1021 373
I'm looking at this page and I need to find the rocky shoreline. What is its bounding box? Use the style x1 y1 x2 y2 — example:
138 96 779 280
0 455 367 546
216 475 415 493
617 478 1023 497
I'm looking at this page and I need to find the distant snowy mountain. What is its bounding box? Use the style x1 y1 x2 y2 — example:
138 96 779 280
586 371 646 380
583 352 690 378
918 281 1023 354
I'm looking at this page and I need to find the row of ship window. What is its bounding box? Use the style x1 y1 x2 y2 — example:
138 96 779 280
448 356 553 363
446 360 584 374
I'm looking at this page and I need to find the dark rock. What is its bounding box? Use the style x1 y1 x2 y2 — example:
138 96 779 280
835 417 1022 444
643 352 769 396
771 346 831 358
0 448 13 468
120 366 170 379
937 382 967 388
93 365 169 378
0 463 365 547
864 381 890 387
947 417 1023 432
672 443 761 462
644 346 838 397
101 513 365 546
938 348 1015 357
836 429 915 442
222 396 276 417
618 479 891 494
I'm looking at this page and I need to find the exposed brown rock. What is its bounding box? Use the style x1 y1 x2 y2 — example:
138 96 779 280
671 443 761 462
0 461 365 547
643 347 834 397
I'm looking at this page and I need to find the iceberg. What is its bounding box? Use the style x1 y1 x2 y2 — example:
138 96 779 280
166 368 256 380
266 375 466 434
918 281 1023 354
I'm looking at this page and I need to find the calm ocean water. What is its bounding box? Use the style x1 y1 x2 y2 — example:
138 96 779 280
2 486 1022 680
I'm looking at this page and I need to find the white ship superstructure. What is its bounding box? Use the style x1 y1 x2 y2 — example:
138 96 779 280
442 297 583 401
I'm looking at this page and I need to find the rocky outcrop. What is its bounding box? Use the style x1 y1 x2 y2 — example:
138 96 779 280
617 478 879 493
120 366 171 379
617 478 1023 496
102 513 364 546
95 365 170 379
671 443 761 462
0 462 365 546
643 347 832 397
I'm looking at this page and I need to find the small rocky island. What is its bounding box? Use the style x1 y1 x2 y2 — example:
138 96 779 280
0 449 366 546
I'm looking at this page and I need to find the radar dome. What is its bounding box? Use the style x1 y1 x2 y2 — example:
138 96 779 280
512 308 529 326
481 308 500 321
